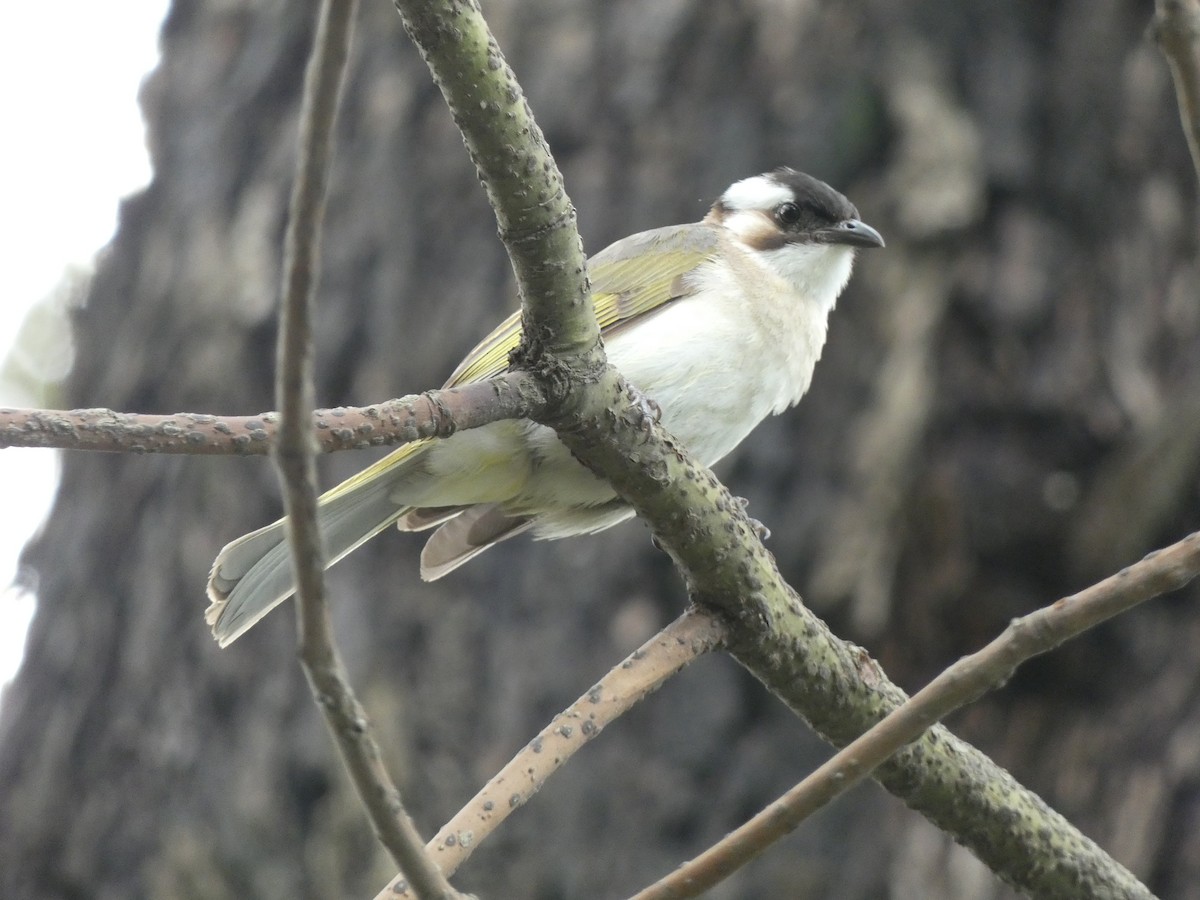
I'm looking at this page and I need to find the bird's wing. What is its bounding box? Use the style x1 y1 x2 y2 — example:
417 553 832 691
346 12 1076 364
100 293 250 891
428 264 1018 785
443 223 721 387
318 224 719 505
207 224 723 643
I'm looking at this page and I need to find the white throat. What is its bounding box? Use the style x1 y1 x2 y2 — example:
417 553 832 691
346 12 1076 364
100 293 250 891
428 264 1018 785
754 241 856 319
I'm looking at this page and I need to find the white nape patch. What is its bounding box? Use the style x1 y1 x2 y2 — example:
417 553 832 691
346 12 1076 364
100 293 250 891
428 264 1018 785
720 174 792 212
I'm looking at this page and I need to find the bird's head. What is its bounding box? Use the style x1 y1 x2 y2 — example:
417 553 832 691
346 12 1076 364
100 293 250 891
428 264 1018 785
707 167 884 303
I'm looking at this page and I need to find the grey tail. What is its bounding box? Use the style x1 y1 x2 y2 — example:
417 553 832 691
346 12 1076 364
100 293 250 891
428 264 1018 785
206 476 405 647
420 504 533 581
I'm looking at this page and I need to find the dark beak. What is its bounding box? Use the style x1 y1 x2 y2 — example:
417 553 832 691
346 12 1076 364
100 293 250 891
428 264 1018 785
818 218 885 249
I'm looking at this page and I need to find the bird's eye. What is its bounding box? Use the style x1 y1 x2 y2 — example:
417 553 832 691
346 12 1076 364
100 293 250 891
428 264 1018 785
775 202 801 227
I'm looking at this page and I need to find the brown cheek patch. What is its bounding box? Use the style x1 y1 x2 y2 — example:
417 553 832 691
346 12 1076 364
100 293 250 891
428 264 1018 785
739 212 788 251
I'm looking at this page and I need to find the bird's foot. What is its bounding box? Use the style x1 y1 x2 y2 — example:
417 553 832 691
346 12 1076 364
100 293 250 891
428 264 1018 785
625 384 662 432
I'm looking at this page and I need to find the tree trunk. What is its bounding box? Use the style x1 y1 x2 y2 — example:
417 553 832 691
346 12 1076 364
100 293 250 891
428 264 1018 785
1 1 1196 897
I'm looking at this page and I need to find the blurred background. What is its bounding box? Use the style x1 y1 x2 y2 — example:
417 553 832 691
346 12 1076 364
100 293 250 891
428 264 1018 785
0 2 168 689
1 1 1198 897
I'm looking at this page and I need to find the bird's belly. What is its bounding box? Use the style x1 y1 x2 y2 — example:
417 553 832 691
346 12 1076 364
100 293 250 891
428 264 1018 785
516 299 781 509
606 298 793 465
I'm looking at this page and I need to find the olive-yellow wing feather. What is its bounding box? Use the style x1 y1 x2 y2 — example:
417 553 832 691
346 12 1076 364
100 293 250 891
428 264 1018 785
445 223 720 386
325 223 719 502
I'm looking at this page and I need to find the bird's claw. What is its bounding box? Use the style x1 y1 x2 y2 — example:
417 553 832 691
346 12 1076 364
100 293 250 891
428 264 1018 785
734 496 771 541
626 385 662 432
749 518 771 541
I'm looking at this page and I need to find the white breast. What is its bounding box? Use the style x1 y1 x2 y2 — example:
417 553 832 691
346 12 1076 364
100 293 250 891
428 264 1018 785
482 236 855 528
606 241 850 465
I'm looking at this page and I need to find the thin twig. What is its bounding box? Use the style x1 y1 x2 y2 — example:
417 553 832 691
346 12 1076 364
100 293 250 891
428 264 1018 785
273 1 459 897
1155 0 1200 185
632 531 1200 900
0 372 542 455
375 609 727 900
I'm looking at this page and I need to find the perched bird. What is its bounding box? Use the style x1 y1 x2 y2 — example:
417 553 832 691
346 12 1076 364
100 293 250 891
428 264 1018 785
206 168 883 646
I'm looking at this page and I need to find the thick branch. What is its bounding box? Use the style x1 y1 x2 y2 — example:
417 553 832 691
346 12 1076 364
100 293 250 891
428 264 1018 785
391 0 601 379
376 609 726 899
1155 0 1200 185
548 377 1150 898
386 3 1147 897
0 372 542 455
634 532 1200 899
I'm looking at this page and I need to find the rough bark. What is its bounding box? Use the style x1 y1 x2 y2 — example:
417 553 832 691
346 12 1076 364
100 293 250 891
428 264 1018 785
1 1 1197 898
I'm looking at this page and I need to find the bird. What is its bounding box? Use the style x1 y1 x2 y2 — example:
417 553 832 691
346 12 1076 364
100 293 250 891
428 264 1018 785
206 167 884 646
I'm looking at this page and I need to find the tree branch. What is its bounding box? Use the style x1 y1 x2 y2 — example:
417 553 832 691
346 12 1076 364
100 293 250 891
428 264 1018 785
633 532 1200 899
1155 0 1200 186
375 608 726 899
383 2 1154 897
0 372 543 455
272 1 461 897
542 386 1150 898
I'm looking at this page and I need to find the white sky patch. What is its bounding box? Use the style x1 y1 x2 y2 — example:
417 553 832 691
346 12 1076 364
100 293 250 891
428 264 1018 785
0 2 169 692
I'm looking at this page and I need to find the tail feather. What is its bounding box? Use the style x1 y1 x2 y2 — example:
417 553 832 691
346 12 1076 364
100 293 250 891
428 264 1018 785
419 504 533 581
397 506 469 532
206 476 407 647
